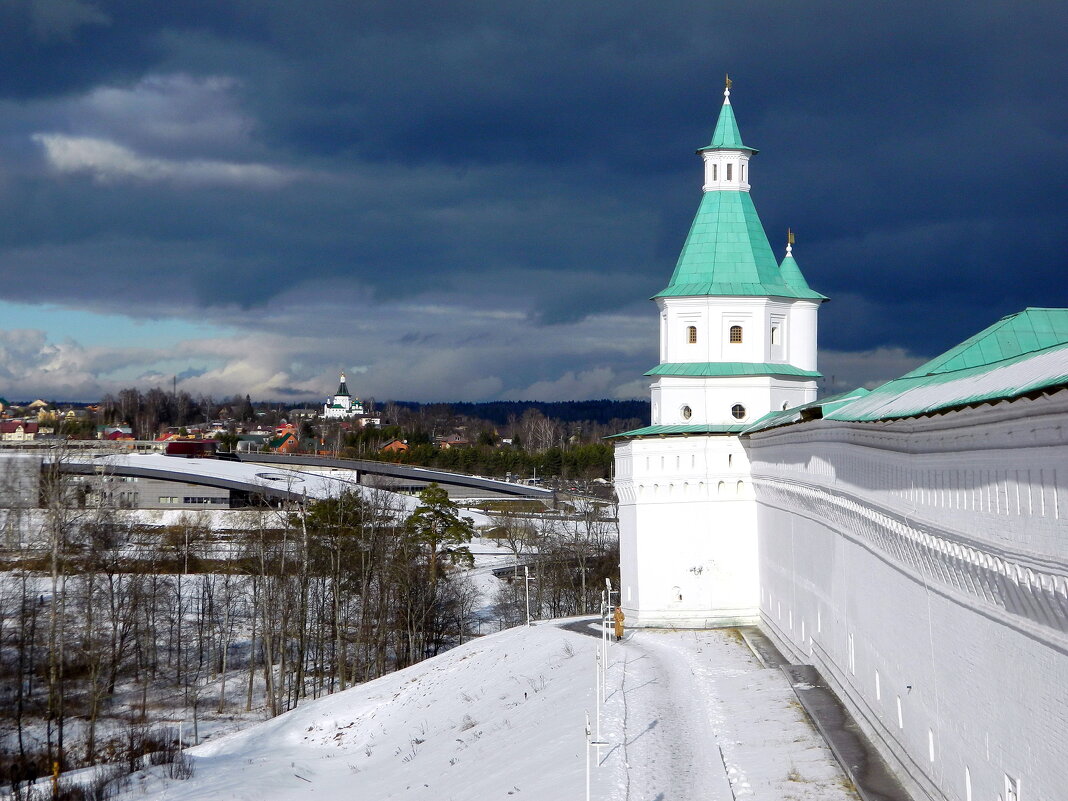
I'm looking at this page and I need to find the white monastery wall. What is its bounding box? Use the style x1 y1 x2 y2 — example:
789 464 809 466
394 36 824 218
617 433 758 627
747 391 1068 801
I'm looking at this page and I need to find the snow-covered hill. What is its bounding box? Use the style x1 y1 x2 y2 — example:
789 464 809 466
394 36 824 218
120 620 859 800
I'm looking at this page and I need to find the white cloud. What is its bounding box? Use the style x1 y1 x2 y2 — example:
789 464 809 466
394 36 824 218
33 133 300 188
76 74 253 151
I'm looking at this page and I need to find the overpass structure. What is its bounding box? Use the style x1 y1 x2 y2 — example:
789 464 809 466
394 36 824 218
235 453 556 500
59 452 365 502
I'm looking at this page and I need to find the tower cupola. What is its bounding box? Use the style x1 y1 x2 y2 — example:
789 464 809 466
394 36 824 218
699 77 758 192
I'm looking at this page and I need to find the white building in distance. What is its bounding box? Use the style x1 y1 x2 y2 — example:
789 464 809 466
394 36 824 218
613 82 1068 801
322 372 365 420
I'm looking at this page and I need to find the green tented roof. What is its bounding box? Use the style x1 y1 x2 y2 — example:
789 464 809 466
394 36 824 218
698 98 757 153
900 308 1068 378
607 423 748 439
654 191 826 300
646 362 821 378
778 252 815 294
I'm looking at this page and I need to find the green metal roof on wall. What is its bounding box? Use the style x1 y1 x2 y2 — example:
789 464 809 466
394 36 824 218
653 191 826 300
607 423 749 439
822 343 1068 422
900 308 1068 378
646 362 821 378
743 388 871 434
745 309 1068 426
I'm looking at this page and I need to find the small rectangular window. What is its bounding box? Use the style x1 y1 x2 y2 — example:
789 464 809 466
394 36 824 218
771 326 780 345
712 164 717 180
687 325 697 344
726 163 733 181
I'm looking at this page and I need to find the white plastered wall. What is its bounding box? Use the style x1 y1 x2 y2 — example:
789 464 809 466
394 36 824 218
747 391 1068 801
616 433 758 627
651 374 817 427
657 296 820 372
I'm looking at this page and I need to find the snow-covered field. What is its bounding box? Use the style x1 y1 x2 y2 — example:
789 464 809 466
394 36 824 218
117 620 858 801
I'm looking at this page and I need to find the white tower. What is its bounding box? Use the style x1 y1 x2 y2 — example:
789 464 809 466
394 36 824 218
613 81 826 628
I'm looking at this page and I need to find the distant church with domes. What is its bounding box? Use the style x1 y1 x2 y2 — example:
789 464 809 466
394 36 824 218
612 80 1068 801
322 372 365 420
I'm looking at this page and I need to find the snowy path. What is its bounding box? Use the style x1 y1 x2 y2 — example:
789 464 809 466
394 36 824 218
598 628 860 801
606 633 735 800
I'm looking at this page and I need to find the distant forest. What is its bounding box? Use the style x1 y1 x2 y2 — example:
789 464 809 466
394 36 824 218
387 399 650 426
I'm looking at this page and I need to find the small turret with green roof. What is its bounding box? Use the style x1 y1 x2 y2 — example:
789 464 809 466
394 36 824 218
778 229 816 294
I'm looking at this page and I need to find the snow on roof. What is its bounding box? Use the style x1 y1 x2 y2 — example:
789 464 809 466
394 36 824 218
60 452 495 525
824 342 1068 422
745 309 1068 430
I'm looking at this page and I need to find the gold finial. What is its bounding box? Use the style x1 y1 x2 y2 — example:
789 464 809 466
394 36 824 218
725 73 733 90
787 228 795 245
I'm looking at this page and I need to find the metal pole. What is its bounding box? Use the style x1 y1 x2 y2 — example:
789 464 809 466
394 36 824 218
604 616 609 702
585 710 591 801
595 650 601 742
524 564 531 626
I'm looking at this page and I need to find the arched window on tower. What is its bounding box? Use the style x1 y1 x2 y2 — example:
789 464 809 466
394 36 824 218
729 325 743 344
741 162 746 182
726 163 733 181
687 325 697 344
712 164 717 181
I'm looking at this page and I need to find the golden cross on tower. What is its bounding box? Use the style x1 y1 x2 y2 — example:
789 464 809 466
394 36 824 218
787 228 795 245
725 73 733 90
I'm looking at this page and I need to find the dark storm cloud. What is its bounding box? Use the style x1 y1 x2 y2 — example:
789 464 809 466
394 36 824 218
0 1 1066 399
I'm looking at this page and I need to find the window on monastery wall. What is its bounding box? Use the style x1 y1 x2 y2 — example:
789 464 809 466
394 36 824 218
712 164 717 180
729 325 743 343
687 325 697 344
681 405 692 420
731 404 746 420
741 163 746 182
726 163 733 181
771 325 780 345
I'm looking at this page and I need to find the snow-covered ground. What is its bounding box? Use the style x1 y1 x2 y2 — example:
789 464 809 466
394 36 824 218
117 620 859 801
